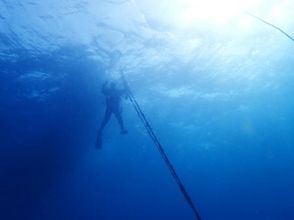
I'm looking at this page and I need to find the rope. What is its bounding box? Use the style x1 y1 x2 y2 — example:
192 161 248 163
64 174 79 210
245 12 294 42
120 72 202 220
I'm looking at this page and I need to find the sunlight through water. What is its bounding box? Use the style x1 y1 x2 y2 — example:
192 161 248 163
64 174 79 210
136 0 264 29
170 0 262 28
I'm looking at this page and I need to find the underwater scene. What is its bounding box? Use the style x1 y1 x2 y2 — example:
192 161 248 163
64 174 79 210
0 0 294 219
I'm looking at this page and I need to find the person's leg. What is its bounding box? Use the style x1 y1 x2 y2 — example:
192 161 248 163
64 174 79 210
114 109 127 134
98 108 112 134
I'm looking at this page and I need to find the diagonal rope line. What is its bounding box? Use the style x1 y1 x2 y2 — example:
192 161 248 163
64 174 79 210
245 12 294 42
121 72 202 220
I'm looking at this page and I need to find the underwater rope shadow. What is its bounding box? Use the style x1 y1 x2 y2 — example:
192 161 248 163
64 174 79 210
245 11 294 42
121 71 202 220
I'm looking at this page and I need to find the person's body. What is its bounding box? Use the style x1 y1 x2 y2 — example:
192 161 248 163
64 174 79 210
97 81 128 147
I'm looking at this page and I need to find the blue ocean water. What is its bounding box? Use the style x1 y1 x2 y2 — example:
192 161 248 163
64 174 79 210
0 0 294 219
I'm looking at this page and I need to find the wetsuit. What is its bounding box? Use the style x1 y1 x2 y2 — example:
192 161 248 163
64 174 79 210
98 84 127 134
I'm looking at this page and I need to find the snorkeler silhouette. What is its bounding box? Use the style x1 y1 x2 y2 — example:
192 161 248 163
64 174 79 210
96 81 128 148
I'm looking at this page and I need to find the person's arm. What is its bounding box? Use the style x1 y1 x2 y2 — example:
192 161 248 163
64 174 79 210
124 87 129 99
119 69 130 99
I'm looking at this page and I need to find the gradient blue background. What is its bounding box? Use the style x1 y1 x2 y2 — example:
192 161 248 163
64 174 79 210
0 0 294 219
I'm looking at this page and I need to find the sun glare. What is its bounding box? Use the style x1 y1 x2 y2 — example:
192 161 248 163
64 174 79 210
176 0 261 27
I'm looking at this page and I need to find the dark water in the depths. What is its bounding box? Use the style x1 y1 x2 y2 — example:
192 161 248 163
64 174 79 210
1 1 294 219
